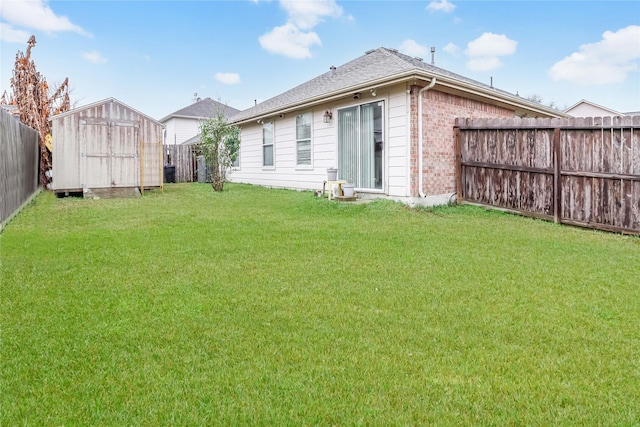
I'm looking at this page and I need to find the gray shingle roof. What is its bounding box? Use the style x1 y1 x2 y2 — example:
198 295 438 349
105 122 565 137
181 134 201 145
160 97 240 122
230 47 562 123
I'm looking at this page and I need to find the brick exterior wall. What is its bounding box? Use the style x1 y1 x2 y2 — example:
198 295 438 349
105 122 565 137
409 88 514 197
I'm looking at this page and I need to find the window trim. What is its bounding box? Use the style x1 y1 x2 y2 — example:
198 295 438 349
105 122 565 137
262 121 275 169
295 112 312 168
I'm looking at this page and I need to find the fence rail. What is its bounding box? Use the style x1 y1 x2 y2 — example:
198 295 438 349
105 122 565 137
1 108 40 231
455 116 640 235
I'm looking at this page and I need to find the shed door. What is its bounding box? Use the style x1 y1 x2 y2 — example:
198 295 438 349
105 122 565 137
110 120 139 187
82 118 111 189
82 118 139 188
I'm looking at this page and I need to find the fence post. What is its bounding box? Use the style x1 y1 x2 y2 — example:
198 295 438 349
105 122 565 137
160 142 164 193
553 127 561 224
454 126 463 203
139 140 144 195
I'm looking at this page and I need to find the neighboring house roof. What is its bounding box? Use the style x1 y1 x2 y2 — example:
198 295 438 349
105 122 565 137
564 99 625 117
230 47 565 124
181 134 201 145
49 97 162 125
159 97 240 123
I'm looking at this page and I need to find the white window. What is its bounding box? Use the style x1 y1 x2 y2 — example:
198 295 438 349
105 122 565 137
263 121 274 167
296 113 312 166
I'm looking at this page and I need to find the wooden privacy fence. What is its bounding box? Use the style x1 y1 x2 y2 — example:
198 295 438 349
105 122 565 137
1 108 40 231
163 144 194 183
455 116 640 235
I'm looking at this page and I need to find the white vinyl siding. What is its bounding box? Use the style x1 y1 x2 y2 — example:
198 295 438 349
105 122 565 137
228 83 410 196
162 117 201 145
296 113 312 166
387 87 410 197
262 121 274 167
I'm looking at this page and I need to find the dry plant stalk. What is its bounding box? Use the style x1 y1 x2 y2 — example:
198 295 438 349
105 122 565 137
2 35 70 187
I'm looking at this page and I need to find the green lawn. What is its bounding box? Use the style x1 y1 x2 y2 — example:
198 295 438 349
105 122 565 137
1 183 639 425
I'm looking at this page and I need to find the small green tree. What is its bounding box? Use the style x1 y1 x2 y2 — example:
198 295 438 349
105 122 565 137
199 110 240 192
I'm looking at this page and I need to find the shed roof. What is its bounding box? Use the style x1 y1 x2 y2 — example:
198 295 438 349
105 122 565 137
231 47 566 124
159 97 240 123
49 97 162 125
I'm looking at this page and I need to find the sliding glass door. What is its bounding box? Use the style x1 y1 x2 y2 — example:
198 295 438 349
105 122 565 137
337 102 383 190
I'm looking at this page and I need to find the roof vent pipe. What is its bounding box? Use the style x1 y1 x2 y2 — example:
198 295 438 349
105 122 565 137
418 77 437 198
431 47 435 65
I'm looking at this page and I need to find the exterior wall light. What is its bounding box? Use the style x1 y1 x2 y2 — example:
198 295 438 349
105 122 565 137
323 110 333 123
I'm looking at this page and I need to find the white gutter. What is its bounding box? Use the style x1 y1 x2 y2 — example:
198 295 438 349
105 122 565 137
418 77 436 198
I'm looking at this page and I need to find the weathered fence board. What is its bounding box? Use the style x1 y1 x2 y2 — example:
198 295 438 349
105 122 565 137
1 108 40 231
455 116 640 235
163 144 194 183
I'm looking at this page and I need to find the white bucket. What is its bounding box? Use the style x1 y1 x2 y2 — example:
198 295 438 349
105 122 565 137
342 183 355 198
327 168 338 181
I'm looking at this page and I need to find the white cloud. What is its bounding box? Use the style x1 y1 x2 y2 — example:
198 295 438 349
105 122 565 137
0 22 31 43
82 51 107 64
258 0 343 59
399 39 428 57
465 32 517 71
0 0 90 37
549 25 640 85
443 42 460 56
426 0 456 13
466 33 517 57
280 0 343 30
259 23 321 59
215 72 241 85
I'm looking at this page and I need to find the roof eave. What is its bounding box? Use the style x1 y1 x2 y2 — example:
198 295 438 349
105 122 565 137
432 76 569 118
232 68 567 125
231 71 421 125
160 114 210 122
161 110 241 123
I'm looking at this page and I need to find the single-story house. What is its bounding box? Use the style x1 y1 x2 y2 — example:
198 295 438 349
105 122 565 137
564 99 630 117
228 47 568 206
159 96 240 145
50 98 164 198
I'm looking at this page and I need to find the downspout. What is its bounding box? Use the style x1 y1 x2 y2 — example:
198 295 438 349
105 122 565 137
418 77 436 198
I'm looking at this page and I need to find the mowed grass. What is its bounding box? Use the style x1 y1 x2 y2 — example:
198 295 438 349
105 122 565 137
1 183 639 425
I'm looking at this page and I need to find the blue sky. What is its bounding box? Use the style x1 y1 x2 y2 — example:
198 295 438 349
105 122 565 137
1 0 639 120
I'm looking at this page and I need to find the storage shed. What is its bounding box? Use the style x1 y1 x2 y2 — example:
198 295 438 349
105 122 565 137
50 98 164 197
